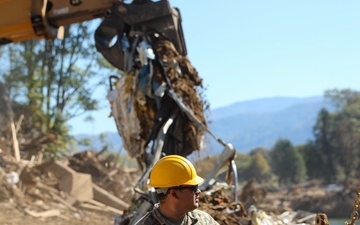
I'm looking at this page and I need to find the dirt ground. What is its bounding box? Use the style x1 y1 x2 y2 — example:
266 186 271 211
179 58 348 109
0 201 116 225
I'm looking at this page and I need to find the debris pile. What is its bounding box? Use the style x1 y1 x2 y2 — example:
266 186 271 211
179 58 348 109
0 148 354 225
109 37 208 162
197 182 318 225
0 147 140 224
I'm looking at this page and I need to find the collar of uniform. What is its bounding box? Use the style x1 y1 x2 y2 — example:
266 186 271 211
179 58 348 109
152 203 166 225
153 204 198 225
186 211 198 224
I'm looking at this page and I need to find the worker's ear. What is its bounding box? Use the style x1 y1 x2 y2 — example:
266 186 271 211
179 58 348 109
170 189 180 200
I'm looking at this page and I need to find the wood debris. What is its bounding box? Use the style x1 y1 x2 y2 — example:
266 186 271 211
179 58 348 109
0 149 139 223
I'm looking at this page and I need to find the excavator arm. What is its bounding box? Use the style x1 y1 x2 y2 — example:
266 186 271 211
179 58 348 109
0 0 115 44
0 0 186 55
0 0 187 68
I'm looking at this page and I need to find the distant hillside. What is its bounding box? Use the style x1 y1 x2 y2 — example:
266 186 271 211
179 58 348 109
209 96 323 120
74 96 330 155
206 96 329 154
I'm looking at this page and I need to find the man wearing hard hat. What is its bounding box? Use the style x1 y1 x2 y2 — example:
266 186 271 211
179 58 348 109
135 155 219 225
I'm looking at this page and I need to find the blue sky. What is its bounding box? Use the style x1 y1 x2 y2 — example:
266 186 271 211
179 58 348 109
69 0 360 135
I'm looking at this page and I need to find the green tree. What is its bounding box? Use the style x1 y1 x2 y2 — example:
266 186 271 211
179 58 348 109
270 139 306 186
324 89 360 181
244 152 272 183
297 142 326 180
234 153 252 182
313 108 337 182
0 21 109 157
249 147 271 162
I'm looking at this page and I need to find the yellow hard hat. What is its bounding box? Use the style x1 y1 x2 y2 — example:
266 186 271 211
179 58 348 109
149 155 204 188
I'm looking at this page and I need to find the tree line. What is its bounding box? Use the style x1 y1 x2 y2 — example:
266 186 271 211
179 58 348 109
204 89 360 187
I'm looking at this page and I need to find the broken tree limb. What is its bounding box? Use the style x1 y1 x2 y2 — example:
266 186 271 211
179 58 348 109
49 192 78 212
35 182 78 211
15 114 24 134
80 199 123 215
92 183 129 210
24 208 61 218
10 121 20 162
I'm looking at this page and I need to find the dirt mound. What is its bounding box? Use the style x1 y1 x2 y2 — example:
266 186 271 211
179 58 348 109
198 190 250 225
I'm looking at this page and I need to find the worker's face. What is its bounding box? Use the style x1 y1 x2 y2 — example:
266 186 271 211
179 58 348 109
176 185 201 212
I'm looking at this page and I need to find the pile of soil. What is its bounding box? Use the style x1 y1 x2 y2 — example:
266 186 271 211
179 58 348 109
198 190 250 225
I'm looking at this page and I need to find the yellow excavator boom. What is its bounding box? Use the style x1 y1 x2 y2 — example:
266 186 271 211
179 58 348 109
0 0 115 44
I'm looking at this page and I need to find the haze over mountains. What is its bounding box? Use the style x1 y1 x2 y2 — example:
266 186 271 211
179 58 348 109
75 96 330 155
207 96 328 154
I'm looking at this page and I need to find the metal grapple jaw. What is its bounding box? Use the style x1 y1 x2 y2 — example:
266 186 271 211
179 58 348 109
95 0 187 72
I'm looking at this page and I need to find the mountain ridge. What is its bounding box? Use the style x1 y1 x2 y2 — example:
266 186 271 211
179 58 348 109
210 96 323 120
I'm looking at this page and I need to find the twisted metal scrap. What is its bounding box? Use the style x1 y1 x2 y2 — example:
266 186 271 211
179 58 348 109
345 188 360 225
316 213 329 225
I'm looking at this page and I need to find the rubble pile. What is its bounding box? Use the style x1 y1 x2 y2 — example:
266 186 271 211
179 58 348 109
0 148 323 225
3 146 356 225
199 189 250 225
0 149 138 224
197 182 318 225
67 150 139 204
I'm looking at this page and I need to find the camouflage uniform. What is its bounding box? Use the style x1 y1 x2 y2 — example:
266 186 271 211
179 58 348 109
134 204 219 225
